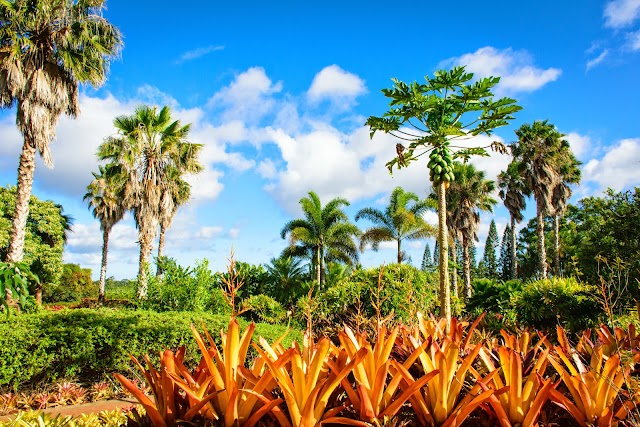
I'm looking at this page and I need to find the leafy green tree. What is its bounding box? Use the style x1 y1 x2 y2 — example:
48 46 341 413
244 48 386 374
512 121 576 279
498 225 514 282
480 220 499 279
0 186 68 303
45 263 95 302
97 105 203 298
281 191 360 287
564 188 640 312
356 186 435 263
551 152 581 276
367 66 520 322
1 0 121 264
84 164 125 304
497 161 528 279
445 162 496 299
421 243 435 272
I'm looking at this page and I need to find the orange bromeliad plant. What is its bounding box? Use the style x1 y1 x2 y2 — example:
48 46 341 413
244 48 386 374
549 328 633 427
337 325 439 424
256 333 368 427
477 332 555 427
400 323 493 426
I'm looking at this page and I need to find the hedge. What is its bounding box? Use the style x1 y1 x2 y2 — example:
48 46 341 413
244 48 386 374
0 309 301 389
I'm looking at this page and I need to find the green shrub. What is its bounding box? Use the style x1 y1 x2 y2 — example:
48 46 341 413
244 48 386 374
243 294 287 324
142 258 222 313
467 278 521 321
0 309 301 390
311 264 439 332
511 277 601 333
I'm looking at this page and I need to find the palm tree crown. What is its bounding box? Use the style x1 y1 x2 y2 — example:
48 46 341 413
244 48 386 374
281 191 360 286
1 0 122 263
356 186 435 264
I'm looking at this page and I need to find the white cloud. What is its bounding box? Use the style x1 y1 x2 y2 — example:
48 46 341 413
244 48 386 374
627 30 640 50
564 132 591 160
136 84 179 108
257 159 277 178
582 138 640 191
307 65 367 108
207 67 282 123
441 47 561 95
586 49 610 70
175 45 224 64
604 0 640 28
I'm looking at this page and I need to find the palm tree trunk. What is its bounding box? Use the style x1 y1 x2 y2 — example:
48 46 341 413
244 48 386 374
463 236 472 300
98 229 109 305
6 138 37 263
510 215 517 280
437 181 451 324
316 247 321 287
320 248 326 287
397 239 402 264
156 223 166 277
536 204 547 279
450 241 458 297
137 232 154 298
553 213 560 277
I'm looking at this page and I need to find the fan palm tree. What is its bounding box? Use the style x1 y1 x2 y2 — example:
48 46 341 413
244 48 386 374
355 186 436 264
512 121 571 279
446 162 496 299
97 105 203 297
1 0 121 264
84 164 125 304
281 191 360 287
551 152 581 275
497 161 529 279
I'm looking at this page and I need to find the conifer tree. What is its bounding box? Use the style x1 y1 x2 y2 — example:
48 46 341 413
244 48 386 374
421 243 435 272
434 240 440 266
498 225 514 281
481 220 500 279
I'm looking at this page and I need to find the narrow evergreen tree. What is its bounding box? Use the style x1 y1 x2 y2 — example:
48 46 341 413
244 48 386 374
498 225 514 281
481 220 499 279
469 241 478 275
434 240 440 266
421 243 435 272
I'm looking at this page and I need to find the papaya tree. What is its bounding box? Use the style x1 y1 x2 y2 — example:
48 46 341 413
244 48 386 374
366 66 521 323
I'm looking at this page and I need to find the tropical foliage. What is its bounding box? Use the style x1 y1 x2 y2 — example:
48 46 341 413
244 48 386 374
0 0 121 265
356 186 435 263
281 191 360 287
367 66 521 323
96 104 203 297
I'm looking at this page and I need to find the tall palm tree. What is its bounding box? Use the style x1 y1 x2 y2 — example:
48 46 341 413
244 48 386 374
551 152 581 275
1 0 121 264
97 105 203 297
84 164 125 304
446 162 496 299
355 187 436 264
497 161 529 280
281 191 360 287
512 121 571 279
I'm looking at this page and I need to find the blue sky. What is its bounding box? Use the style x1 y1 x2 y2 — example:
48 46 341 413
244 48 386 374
1 0 640 279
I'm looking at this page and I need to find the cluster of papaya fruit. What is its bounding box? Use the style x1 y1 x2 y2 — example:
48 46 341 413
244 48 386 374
428 144 454 184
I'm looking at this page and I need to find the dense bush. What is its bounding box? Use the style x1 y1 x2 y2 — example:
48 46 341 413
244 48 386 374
243 294 287 324
511 277 602 333
310 264 439 333
43 263 96 303
141 258 230 315
0 309 300 389
467 278 521 318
